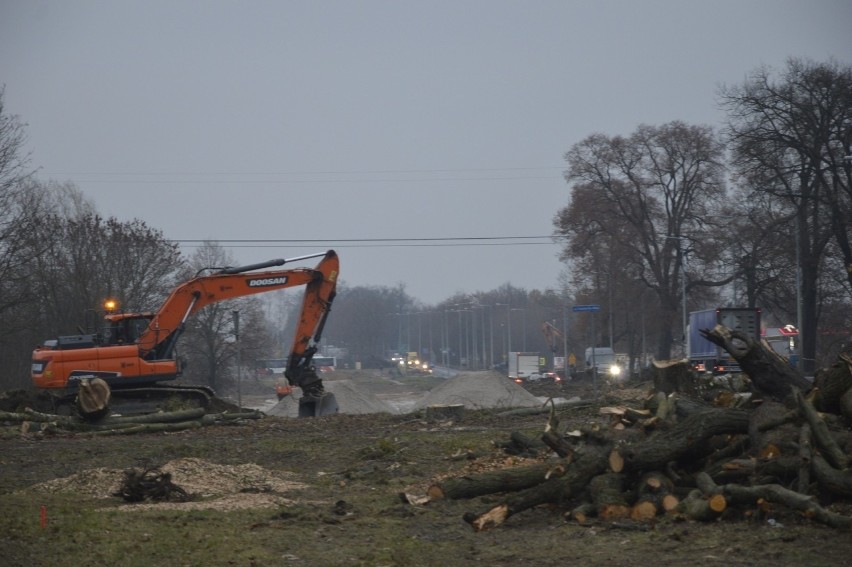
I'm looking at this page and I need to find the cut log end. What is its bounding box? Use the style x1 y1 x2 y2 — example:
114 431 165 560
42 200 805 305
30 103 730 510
469 504 509 532
608 449 625 473
77 378 111 420
630 500 658 521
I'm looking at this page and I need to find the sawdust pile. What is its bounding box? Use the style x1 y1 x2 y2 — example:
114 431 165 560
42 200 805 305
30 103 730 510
25 457 309 511
414 370 541 411
266 378 396 417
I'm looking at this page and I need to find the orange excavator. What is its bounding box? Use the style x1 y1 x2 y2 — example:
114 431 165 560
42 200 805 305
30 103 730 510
31 250 340 417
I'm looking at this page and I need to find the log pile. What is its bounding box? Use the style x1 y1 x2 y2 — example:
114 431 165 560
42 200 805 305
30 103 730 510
0 406 263 436
416 336 852 531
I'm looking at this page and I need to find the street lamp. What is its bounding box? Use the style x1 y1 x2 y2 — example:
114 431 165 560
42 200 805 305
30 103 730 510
496 303 512 354
511 308 526 351
789 193 805 372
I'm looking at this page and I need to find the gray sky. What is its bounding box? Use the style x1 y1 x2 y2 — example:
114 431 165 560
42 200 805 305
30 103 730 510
2 1 850 304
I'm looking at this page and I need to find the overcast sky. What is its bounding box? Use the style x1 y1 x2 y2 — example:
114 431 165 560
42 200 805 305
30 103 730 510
1 1 850 304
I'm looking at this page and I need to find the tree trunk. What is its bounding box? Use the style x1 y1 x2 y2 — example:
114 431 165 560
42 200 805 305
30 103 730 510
616 408 750 473
698 326 811 401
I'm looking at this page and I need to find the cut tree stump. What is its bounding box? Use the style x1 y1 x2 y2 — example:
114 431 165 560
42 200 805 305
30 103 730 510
651 359 697 396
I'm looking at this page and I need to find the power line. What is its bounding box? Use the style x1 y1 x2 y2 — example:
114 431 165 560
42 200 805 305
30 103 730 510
41 166 566 185
43 166 565 176
171 236 562 249
52 175 560 185
171 236 554 243
178 242 556 249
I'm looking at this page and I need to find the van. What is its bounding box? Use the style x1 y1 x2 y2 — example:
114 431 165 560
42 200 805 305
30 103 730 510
584 347 621 377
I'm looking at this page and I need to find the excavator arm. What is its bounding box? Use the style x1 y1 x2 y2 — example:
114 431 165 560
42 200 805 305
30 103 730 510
541 321 564 354
283 251 339 416
137 251 339 361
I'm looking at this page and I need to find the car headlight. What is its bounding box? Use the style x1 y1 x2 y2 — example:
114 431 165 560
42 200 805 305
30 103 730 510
609 364 622 376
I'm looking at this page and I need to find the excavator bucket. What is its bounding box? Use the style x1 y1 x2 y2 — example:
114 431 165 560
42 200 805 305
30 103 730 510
298 392 339 418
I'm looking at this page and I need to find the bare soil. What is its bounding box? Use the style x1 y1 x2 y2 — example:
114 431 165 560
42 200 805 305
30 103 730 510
1 370 850 566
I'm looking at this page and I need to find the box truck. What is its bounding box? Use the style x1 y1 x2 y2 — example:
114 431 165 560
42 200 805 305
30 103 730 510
508 352 543 382
688 307 761 374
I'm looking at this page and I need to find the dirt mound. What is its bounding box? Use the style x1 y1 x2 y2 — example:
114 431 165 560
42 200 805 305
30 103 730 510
414 370 542 410
266 379 397 417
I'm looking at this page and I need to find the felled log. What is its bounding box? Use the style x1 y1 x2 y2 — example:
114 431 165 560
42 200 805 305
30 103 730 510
463 444 611 531
720 481 852 529
496 398 596 417
812 454 852 498
842 389 852 422
567 501 596 523
87 420 205 436
614 408 750 473
677 488 726 522
698 325 811 401
429 460 565 501
795 389 849 470
589 473 630 520
749 401 799 459
631 471 678 519
798 423 812 493
811 352 852 415
1 409 79 424
100 407 206 424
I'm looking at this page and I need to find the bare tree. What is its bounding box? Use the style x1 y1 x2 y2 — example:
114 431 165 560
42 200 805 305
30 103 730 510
30 210 183 338
720 57 852 372
556 121 729 360
0 87 39 322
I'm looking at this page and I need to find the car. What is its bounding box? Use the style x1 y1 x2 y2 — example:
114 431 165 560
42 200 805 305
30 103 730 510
525 371 558 382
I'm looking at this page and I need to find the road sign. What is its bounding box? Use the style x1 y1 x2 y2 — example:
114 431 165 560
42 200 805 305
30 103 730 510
572 304 600 312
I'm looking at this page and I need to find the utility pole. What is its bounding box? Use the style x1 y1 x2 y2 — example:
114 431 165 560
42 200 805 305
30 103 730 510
232 310 241 409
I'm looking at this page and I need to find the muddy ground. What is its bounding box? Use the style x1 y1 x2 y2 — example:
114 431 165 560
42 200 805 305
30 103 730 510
1 370 851 566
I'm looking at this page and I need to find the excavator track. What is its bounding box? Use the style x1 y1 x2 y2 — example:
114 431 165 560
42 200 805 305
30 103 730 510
53 384 217 417
108 385 216 416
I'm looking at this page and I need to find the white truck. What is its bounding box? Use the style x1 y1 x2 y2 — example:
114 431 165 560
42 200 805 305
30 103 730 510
508 352 542 382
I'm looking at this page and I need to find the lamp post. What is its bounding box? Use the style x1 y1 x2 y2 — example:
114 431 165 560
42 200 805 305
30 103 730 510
232 310 241 409
562 303 569 378
666 236 688 346
511 308 526 351
789 193 805 372
496 303 511 355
